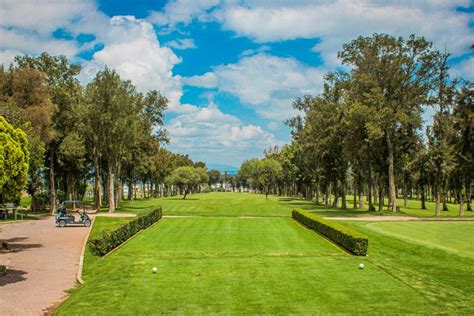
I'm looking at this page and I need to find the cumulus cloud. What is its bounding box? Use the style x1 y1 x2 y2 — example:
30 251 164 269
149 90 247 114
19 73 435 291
0 0 109 60
148 0 219 26
150 1 473 67
79 16 184 111
165 38 197 50
183 72 217 88
0 28 78 59
214 0 473 66
167 102 280 165
184 53 324 120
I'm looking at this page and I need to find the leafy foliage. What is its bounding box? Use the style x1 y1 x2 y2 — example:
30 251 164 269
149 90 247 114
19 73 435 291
88 208 162 256
292 208 368 256
0 116 29 203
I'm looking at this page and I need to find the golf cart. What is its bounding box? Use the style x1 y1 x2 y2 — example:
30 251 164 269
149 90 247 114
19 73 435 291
55 200 91 228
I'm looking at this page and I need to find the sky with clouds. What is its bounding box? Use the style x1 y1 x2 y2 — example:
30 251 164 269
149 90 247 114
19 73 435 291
1 0 473 167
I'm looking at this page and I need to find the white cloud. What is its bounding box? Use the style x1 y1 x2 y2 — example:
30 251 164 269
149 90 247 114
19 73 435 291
213 1 474 66
79 16 185 111
0 0 97 36
183 72 217 88
450 57 474 81
240 45 271 57
0 28 78 59
0 49 23 66
165 38 197 50
167 102 280 165
149 1 473 68
148 0 219 26
0 0 109 59
184 53 324 120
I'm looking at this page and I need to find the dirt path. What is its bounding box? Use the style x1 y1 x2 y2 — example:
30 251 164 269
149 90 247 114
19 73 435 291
0 216 90 315
327 216 474 221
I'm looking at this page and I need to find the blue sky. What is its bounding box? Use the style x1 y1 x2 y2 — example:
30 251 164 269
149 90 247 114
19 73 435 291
1 0 473 167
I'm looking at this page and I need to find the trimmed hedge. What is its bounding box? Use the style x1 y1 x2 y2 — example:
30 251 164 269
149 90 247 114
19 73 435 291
88 208 162 256
292 208 368 256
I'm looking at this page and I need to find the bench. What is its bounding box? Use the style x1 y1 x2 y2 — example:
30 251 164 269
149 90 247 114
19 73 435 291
0 203 23 220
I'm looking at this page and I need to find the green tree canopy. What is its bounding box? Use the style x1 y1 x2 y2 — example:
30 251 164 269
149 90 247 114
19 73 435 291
166 166 204 199
0 116 29 203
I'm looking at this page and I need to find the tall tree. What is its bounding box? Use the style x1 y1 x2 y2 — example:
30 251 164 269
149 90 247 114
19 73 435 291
339 34 440 211
15 53 82 213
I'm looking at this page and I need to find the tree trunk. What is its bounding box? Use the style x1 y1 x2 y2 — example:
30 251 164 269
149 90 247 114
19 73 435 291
49 157 56 214
459 196 465 216
341 181 347 210
368 168 374 211
108 164 115 212
378 184 384 212
435 185 441 216
359 190 365 209
93 155 101 210
353 186 357 209
128 181 134 201
421 188 426 210
442 184 449 211
467 181 472 212
403 179 408 208
386 132 397 212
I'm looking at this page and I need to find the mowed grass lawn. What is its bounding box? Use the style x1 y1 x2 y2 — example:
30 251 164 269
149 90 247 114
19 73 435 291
56 193 474 314
114 192 291 217
365 221 474 259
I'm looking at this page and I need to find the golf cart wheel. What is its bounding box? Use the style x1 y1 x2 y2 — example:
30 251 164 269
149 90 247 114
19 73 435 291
58 219 67 228
84 219 91 227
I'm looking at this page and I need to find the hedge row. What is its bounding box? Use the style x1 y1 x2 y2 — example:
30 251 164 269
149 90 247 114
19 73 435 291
292 208 368 256
88 208 162 256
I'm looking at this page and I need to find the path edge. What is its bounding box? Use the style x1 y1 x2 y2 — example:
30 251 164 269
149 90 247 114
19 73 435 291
76 217 95 284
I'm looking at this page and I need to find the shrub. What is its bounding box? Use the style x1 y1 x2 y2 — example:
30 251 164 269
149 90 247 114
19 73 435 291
292 208 368 256
0 265 6 276
88 208 162 256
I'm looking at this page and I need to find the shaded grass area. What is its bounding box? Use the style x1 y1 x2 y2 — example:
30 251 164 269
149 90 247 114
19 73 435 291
364 221 474 259
278 195 473 218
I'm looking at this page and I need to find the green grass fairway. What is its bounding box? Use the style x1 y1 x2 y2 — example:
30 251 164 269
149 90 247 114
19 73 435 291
365 221 474 259
56 193 474 314
115 192 291 217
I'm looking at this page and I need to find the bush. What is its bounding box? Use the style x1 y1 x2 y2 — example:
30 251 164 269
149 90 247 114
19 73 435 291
292 208 368 256
0 265 6 276
88 208 162 256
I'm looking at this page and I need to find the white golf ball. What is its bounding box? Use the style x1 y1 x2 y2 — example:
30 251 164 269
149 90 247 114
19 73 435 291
152 267 158 273
358 263 365 269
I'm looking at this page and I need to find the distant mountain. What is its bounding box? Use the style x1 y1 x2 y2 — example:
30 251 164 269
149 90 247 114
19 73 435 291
207 163 239 176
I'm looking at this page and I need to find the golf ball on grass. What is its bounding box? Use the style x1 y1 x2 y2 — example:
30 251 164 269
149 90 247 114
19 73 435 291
152 267 158 273
358 263 365 269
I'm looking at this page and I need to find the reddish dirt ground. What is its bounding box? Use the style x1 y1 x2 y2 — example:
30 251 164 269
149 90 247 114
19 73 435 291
0 216 90 315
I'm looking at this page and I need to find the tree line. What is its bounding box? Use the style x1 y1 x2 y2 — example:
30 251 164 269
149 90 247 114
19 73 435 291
238 34 473 216
0 53 209 212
